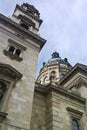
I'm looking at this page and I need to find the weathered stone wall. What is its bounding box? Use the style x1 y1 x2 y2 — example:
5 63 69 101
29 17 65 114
46 90 86 130
30 92 46 130
0 26 39 130
30 85 87 130
46 92 63 130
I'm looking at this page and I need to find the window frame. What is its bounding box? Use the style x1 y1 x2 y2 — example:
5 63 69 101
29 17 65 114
43 76 48 84
4 39 26 61
0 63 22 121
72 119 79 130
50 71 56 82
66 107 83 130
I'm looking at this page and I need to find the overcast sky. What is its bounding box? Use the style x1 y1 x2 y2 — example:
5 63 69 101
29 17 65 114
0 0 87 75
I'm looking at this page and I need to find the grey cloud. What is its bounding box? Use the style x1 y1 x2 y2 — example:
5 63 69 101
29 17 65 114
0 0 87 75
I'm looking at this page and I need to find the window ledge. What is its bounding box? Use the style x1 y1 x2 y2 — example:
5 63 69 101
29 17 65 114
4 50 23 61
66 107 83 119
0 112 8 122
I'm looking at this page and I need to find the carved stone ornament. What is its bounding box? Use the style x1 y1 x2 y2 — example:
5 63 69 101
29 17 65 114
0 63 22 80
66 107 83 119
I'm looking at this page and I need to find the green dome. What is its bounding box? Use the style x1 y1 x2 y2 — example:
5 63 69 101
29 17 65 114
44 52 71 67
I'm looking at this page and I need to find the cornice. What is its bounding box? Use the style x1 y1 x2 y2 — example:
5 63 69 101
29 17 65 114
0 13 46 50
18 15 35 27
68 77 87 89
0 63 22 80
59 63 87 85
15 4 42 24
35 82 85 104
66 107 83 119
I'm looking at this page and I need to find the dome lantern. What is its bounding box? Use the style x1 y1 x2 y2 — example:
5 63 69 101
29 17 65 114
51 52 60 58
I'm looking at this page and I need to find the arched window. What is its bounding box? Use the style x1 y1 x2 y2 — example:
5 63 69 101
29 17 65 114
8 46 15 54
72 119 79 130
43 76 48 84
50 71 56 82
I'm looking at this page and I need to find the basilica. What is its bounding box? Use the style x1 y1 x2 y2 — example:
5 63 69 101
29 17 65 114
0 3 87 130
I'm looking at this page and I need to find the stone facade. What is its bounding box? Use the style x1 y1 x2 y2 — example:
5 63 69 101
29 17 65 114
31 54 87 130
30 90 46 130
0 2 87 130
31 82 86 130
0 3 46 130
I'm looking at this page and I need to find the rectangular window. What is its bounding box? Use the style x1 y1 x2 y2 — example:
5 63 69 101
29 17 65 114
66 107 83 130
4 38 26 61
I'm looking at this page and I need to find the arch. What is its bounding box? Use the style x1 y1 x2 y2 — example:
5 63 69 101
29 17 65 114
43 76 48 84
50 71 56 75
72 119 79 130
50 71 56 82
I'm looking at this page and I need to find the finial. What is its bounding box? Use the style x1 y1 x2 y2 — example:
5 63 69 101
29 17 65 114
52 52 59 58
43 62 45 66
64 58 68 62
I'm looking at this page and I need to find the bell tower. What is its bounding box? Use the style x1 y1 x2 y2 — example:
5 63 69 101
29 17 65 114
11 3 42 34
0 3 46 130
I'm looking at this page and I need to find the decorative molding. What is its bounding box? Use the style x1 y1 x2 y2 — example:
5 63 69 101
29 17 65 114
18 15 35 27
66 107 83 119
59 63 87 85
4 50 23 62
0 63 22 80
35 83 85 105
8 38 26 50
0 13 46 50
15 4 41 23
64 75 87 90
66 107 84 130
35 82 46 90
